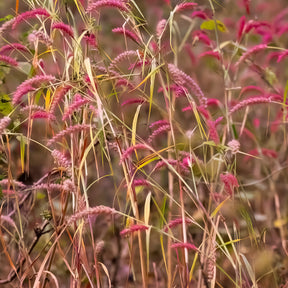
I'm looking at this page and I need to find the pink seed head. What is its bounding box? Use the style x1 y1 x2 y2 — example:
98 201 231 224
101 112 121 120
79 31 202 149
62 94 89 121
175 2 197 12
156 19 167 38
0 116 11 134
148 124 171 143
229 96 271 114
193 30 212 46
120 224 149 236
165 218 193 232
87 0 129 13
31 111 56 121
0 55 18 67
227 139 240 154
149 120 169 129
0 43 28 54
240 85 265 96
171 242 197 251
12 8 50 29
83 32 97 47
207 120 220 144
244 148 277 161
235 44 267 67
220 173 239 195
121 98 146 107
191 10 209 20
112 27 139 42
52 22 74 38
13 84 35 105
120 144 150 164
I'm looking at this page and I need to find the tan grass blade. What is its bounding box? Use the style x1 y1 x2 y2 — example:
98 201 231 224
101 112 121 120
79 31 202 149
132 104 141 146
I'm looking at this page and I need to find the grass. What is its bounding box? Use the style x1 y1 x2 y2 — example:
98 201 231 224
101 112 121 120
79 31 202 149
0 0 287 287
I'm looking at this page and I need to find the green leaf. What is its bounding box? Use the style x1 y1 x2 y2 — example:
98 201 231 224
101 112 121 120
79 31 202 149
36 191 46 200
232 124 238 139
200 20 228 32
136 156 159 171
160 234 168 273
16 135 28 173
265 67 277 86
283 80 288 106
240 208 257 244
211 197 229 218
0 94 12 116
161 194 167 216
18 62 32 76
34 89 42 104
0 15 13 23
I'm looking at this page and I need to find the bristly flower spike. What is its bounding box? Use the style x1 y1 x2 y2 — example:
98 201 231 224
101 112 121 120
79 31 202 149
243 20 271 34
156 19 167 38
193 30 212 46
229 96 272 114
148 124 171 143
149 120 169 129
240 85 265 96
120 224 149 237
51 149 72 169
0 55 18 67
20 105 46 114
220 173 239 195
13 75 55 105
50 84 72 113
121 98 146 107
191 10 210 20
207 120 220 144
62 94 89 121
199 51 220 60
244 148 277 161
13 85 35 105
47 124 94 146
12 8 50 29
131 179 150 187
0 117 11 134
120 144 150 163
109 50 138 72
0 18 15 35
235 44 267 67
175 2 198 12
277 50 288 63
237 16 246 41
112 27 139 43
52 22 74 38
227 139 240 154
87 0 129 13
243 0 251 15
68 206 115 224
171 242 198 251
31 111 56 121
168 63 207 107
164 218 193 232
0 43 28 54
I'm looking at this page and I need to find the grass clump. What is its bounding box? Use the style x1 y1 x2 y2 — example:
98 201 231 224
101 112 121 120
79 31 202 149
0 0 287 287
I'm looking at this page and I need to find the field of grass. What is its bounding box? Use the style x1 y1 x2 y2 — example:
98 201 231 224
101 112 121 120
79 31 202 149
0 0 288 287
